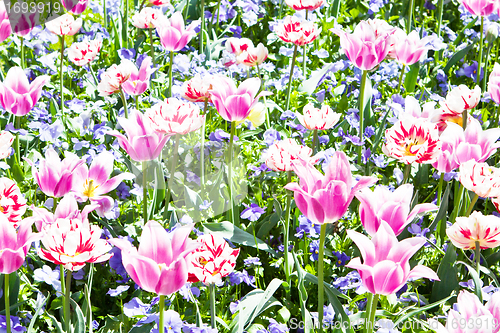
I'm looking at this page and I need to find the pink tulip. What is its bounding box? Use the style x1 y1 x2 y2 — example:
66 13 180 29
284 0 325 10
0 216 39 274
265 138 319 172
62 0 90 14
45 13 82 36
26 147 85 198
9 11 38 36
0 131 14 159
181 74 213 103
145 98 205 135
132 7 163 29
225 38 268 67
109 221 200 295
275 16 321 46
284 152 377 225
433 118 500 173
356 184 437 236
188 234 240 285
446 211 500 250
366 18 395 39
68 40 102 67
331 20 393 71
0 178 27 228
383 117 441 164
209 76 271 122
459 160 500 198
107 110 170 162
296 103 341 130
0 1 12 42
0 66 49 116
29 193 97 232
488 62 500 104
431 107 473 133
346 221 439 295
461 0 497 16
391 29 434 66
97 60 134 96
72 151 135 217
155 12 199 52
442 84 481 115
39 216 113 271
121 56 156 96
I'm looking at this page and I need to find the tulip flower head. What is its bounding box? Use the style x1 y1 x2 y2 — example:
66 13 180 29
383 118 441 164
284 152 378 225
488 62 500 105
356 184 437 236
121 56 156 96
145 98 205 135
132 7 163 29
181 74 213 103
446 211 500 250
61 0 90 14
109 221 200 295
188 234 240 285
397 96 435 121
9 10 38 36
461 0 498 16
0 216 39 274
346 221 439 295
441 84 481 115
0 131 14 159
225 38 269 67
0 2 12 42
148 0 170 6
45 13 82 36
39 216 113 271
0 66 50 116
459 160 500 198
107 110 169 162
265 138 319 172
296 103 341 130
331 20 393 71
68 40 102 67
285 0 325 10
0 178 27 228
26 147 85 198
391 29 435 66
97 60 134 96
155 12 199 52
275 15 322 46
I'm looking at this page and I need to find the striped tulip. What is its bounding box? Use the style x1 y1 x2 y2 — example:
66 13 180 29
296 103 341 130
0 178 27 228
145 98 205 135
447 211 500 250
265 138 319 172
459 160 500 198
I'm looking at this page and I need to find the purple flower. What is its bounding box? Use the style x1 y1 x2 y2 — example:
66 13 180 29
309 240 320 261
33 265 61 292
295 215 321 239
266 319 289 333
249 163 271 177
229 301 239 314
116 182 131 200
123 298 153 317
263 129 281 146
182 323 218 333
152 310 183 333
241 203 265 221
332 251 350 267
228 270 256 287
280 110 296 120
118 48 136 61
0 315 26 333
456 61 484 83
244 257 262 267
106 285 130 297
178 284 200 302
199 200 213 211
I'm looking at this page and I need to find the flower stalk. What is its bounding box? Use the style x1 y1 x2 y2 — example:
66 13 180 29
285 45 299 111
65 270 72 333
357 70 368 165
163 134 181 221
317 224 327 333
168 51 174 98
5 273 10 333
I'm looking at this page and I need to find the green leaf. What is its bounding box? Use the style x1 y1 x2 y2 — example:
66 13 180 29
46 312 65 333
298 63 334 95
69 297 86 333
404 63 420 93
456 260 483 301
393 293 454 325
331 0 341 17
28 292 49 333
443 42 476 74
429 182 451 232
431 244 459 303
293 253 313 333
128 324 155 333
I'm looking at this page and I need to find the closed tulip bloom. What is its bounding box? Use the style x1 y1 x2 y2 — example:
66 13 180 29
156 12 199 52
0 66 49 116
442 85 481 115
285 0 325 10
461 0 497 16
275 16 321 46
109 221 200 295
391 29 434 66
488 62 500 104
383 118 441 164
346 221 439 295
459 160 500 198
39 217 113 271
0 178 27 228
209 76 271 122
181 74 212 103
188 234 240 285
62 0 90 14
447 211 500 250
45 13 82 36
226 38 268 66
107 110 169 162
356 184 437 236
0 216 39 274
296 103 341 130
121 56 156 96
9 11 38 36
97 60 134 96
265 138 319 172
68 40 102 67
0 2 12 42
0 131 14 159
132 7 163 29
284 152 378 225
26 147 85 198
145 98 204 135
331 20 392 71
432 118 500 173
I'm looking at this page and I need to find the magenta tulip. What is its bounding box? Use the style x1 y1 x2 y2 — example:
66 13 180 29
121 56 156 96
284 152 377 225
109 221 200 295
346 221 440 295
0 67 49 116
0 1 12 42
62 0 90 14
461 0 497 16
0 216 39 274
391 29 435 66
155 12 198 52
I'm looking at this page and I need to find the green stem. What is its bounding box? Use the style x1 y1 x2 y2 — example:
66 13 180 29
163 134 180 222
283 171 292 305
317 224 327 333
159 295 165 333
364 293 373 333
462 110 467 130
60 36 65 115
450 184 465 223
437 173 444 206
285 45 298 111
149 28 155 90
200 0 205 53
216 0 221 32
407 0 415 33
142 162 148 223
228 122 236 225
475 240 481 278
201 101 208 187
168 51 174 98
103 0 107 30
14 116 20 166
64 270 72 333
119 88 128 119
435 0 444 62
312 129 318 154
123 0 129 48
135 96 139 111
465 193 479 217
357 70 368 165
20 36 24 69
302 10 308 77
366 294 379 333
477 16 484 87
60 264 65 295
396 64 406 93
5 273 10 333
209 284 216 329
403 163 411 184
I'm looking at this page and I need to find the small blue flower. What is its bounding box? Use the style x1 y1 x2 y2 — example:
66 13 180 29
241 203 265 222
106 285 130 297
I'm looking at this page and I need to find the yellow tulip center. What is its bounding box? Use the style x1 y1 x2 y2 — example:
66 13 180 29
83 179 99 198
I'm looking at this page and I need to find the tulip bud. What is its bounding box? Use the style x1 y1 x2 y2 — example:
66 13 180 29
486 22 500 43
